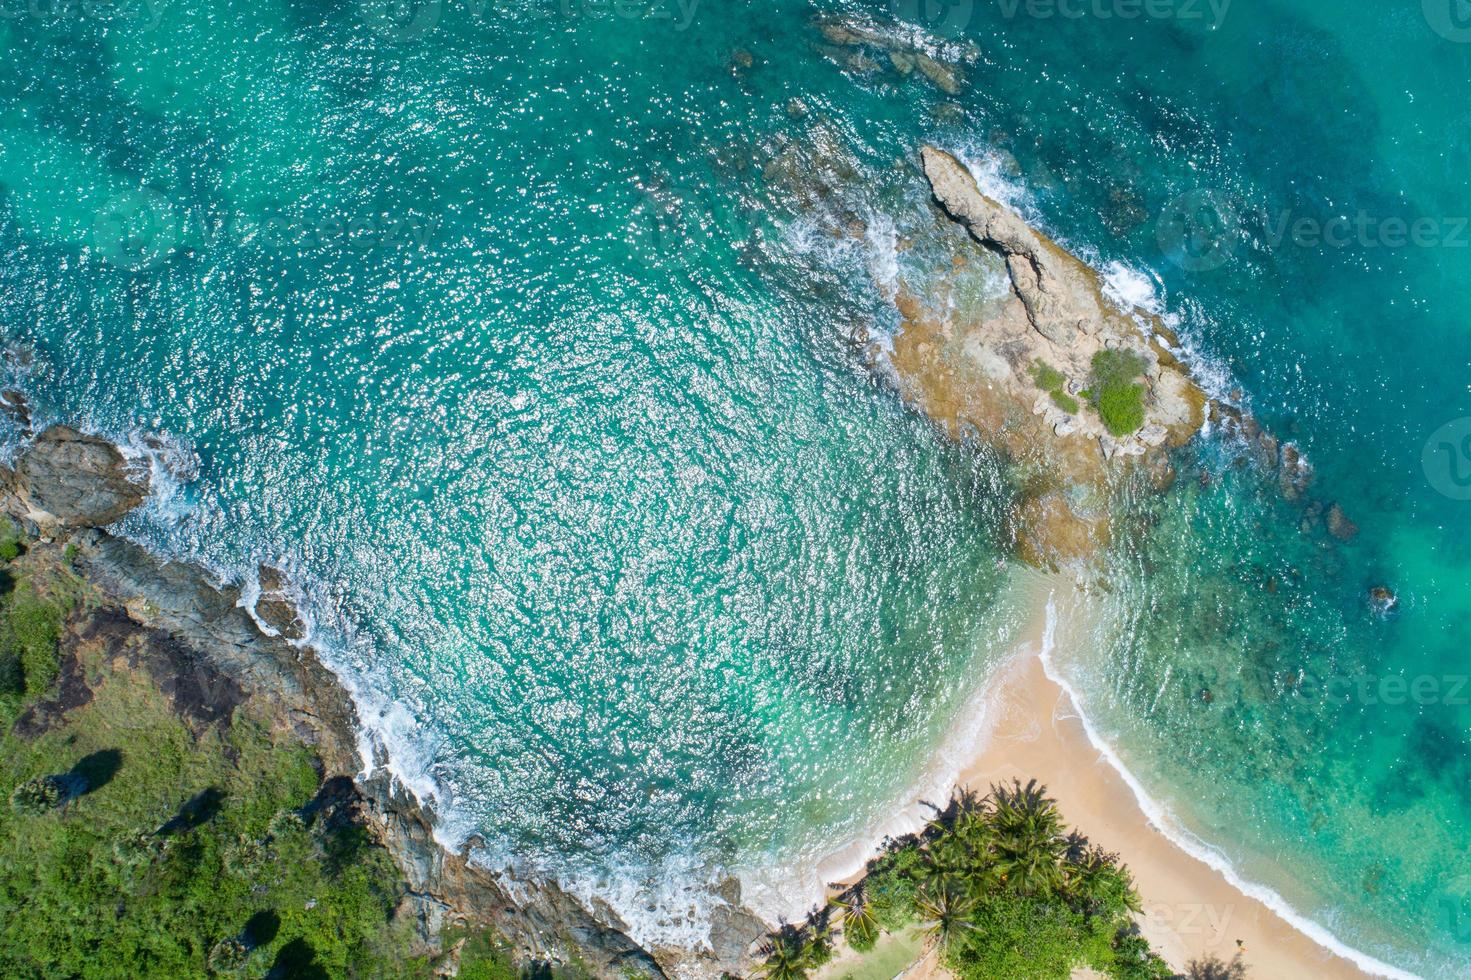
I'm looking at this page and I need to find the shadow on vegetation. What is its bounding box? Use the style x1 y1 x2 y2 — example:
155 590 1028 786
68 748 122 796
158 787 224 835
299 775 357 827
268 937 327 980
245 909 281 948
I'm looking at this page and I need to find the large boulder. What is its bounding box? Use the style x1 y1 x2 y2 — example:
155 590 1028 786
254 564 308 641
13 426 148 528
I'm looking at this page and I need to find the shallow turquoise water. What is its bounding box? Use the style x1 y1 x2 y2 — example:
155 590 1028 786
2 0 1470 973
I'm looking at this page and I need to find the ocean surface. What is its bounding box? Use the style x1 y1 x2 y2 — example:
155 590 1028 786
1 0 1468 974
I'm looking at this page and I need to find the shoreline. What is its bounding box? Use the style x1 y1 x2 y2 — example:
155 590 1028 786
933 583 1400 980
0 420 1419 980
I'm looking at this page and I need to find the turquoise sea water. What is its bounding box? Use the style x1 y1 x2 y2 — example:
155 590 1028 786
2 0 1470 973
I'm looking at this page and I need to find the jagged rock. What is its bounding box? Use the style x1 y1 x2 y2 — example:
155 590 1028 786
921 146 1094 349
1138 423 1169 447
11 426 148 529
1369 587 1398 615
255 565 308 641
1326 503 1359 541
914 52 962 94
888 50 915 74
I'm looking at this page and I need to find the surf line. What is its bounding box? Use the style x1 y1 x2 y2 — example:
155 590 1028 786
1036 594 1421 980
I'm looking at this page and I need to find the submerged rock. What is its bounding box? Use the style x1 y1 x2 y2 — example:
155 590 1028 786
1369 586 1398 615
1326 503 1359 541
0 389 32 431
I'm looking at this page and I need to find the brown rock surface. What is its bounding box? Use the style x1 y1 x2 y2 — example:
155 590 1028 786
9 425 148 529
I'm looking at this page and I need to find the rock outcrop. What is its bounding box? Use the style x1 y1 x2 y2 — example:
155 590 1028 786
883 147 1208 565
6 426 148 530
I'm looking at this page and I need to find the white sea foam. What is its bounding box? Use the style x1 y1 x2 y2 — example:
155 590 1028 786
1101 260 1165 317
1037 595 1423 980
954 146 1031 215
864 209 900 304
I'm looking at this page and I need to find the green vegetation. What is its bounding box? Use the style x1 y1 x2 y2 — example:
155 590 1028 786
0 527 73 714
1049 389 1081 415
1032 361 1067 392
1031 361 1081 416
754 924 833 980
1089 349 1149 437
0 540 431 979
763 781 1172 980
450 927 522 980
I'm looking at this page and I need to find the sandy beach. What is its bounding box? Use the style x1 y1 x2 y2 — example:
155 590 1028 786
820 581 1393 980
943 589 1379 979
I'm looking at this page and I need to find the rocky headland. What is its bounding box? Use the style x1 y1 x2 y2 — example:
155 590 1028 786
868 145 1333 568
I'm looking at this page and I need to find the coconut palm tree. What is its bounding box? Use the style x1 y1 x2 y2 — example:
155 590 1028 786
830 884 879 951
989 778 1066 897
914 882 976 953
1063 846 1141 919
753 924 828 980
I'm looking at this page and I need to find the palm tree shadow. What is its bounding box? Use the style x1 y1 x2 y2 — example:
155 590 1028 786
68 749 122 796
158 787 225 835
268 937 327 979
244 909 280 948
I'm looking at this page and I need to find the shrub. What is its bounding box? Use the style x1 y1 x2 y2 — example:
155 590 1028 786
455 929 520 980
1089 350 1149 436
866 844 924 931
943 894 1097 980
1049 390 1080 415
1032 361 1067 392
1097 382 1145 436
10 775 65 815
